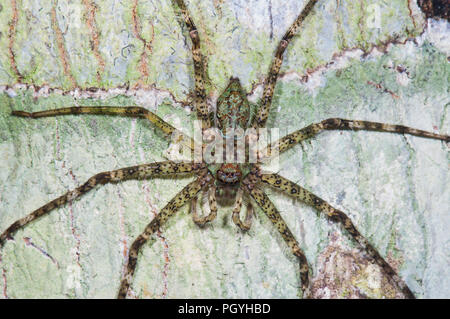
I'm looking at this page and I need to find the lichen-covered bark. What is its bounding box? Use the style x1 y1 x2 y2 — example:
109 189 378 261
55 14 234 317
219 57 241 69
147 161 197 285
0 0 448 298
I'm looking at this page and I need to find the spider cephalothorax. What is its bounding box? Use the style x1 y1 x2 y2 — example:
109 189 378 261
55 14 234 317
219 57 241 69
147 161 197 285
215 163 243 205
1 0 448 299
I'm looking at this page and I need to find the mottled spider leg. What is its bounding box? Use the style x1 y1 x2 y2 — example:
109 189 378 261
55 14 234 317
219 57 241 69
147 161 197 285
263 118 449 158
232 187 253 231
173 0 211 130
0 162 203 248
260 172 416 299
117 170 213 299
190 185 218 226
252 0 319 128
242 173 310 297
12 106 195 150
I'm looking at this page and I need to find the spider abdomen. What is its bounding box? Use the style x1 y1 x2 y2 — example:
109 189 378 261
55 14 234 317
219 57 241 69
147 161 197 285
216 77 251 135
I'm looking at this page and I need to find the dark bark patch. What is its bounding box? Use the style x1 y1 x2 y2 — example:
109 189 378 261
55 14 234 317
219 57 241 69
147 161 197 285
417 0 449 21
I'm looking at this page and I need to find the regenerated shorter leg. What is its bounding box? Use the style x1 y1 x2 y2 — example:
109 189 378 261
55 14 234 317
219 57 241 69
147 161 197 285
260 172 416 299
117 170 213 298
0 161 203 248
262 118 450 158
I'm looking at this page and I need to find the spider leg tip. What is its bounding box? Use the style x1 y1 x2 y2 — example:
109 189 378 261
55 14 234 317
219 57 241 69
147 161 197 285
0 235 11 248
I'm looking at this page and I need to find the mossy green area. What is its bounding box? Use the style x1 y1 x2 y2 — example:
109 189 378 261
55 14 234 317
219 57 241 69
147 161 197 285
0 0 448 298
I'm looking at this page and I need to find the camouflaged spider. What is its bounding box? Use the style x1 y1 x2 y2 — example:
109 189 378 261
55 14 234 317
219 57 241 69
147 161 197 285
1 0 448 299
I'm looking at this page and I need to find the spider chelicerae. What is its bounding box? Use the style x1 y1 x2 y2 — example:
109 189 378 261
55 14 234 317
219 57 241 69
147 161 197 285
0 0 448 298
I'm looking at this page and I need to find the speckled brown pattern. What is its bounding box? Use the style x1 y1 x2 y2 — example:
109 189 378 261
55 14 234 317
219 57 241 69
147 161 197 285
0 161 204 248
117 170 213 299
252 0 319 129
262 118 449 158
260 172 415 298
12 106 195 150
174 0 211 130
190 186 218 226
3 0 449 299
242 171 310 297
232 188 253 231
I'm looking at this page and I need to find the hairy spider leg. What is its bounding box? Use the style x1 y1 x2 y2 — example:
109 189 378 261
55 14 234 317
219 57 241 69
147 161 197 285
242 172 311 297
260 173 416 299
5 0 444 300
252 0 319 129
12 106 195 150
0 161 203 248
262 118 450 158
190 185 218 226
118 170 214 298
232 187 254 231
173 0 211 130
